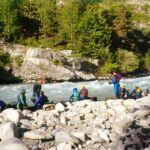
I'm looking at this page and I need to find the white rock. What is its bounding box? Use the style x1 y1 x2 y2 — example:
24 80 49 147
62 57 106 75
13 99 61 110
55 103 65 112
57 142 72 150
60 116 67 125
2 109 24 124
123 99 140 111
0 138 29 150
71 131 86 142
113 105 126 114
24 130 53 140
55 130 79 145
0 122 18 141
22 110 31 116
48 147 56 150
98 129 110 143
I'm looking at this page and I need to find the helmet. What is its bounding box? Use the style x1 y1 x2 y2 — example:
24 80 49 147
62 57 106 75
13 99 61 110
73 88 77 92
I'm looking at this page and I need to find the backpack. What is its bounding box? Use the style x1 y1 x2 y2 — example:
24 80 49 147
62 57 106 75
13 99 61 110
117 73 122 81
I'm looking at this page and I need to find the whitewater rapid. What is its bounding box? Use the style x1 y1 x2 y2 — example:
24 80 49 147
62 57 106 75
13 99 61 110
0 76 150 105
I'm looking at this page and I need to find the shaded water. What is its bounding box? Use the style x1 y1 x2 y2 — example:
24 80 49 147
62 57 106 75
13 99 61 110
0 76 150 106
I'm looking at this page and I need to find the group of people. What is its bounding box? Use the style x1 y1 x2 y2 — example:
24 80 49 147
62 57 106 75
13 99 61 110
17 79 49 110
69 85 88 102
110 70 149 100
0 73 149 112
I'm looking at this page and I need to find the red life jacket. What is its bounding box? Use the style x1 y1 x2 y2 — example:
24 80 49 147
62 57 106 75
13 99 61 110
81 88 87 97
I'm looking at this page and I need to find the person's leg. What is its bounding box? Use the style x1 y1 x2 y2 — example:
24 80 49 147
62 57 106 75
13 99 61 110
115 92 120 99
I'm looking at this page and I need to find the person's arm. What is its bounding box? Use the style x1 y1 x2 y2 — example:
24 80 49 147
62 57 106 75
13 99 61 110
111 76 117 83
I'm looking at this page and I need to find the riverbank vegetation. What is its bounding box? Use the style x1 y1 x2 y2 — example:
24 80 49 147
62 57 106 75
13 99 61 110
0 0 149 75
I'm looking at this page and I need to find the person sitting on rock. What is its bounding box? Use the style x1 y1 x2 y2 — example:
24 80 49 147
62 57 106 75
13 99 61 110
17 89 28 110
69 88 80 102
35 91 49 109
130 86 142 99
142 89 149 97
119 84 129 100
0 100 6 112
80 84 88 100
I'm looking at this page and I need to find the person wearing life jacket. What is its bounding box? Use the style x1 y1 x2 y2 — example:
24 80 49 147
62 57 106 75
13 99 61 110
130 86 142 99
17 89 28 110
80 85 88 100
142 89 149 97
35 94 43 109
119 84 129 100
33 78 44 97
69 88 80 102
0 100 6 112
35 91 49 109
111 71 120 99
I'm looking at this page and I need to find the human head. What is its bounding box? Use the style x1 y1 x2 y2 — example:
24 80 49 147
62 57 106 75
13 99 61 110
112 69 118 75
73 88 78 93
81 84 86 89
38 78 44 85
21 89 26 94
120 84 125 89
40 91 44 96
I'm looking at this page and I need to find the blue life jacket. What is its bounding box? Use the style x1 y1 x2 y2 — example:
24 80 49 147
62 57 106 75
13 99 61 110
35 96 43 109
0 100 6 110
112 75 120 93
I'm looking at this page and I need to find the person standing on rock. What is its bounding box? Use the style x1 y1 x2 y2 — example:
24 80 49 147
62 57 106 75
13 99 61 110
110 70 120 99
17 89 28 110
33 78 44 97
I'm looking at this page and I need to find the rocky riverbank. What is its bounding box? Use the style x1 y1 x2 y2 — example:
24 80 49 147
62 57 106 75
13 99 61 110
0 96 150 150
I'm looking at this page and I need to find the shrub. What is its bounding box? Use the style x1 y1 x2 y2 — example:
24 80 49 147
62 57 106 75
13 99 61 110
116 49 139 73
0 49 11 68
96 61 119 76
144 50 150 71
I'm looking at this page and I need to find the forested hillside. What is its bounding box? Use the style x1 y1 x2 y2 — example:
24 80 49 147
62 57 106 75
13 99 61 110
0 0 149 76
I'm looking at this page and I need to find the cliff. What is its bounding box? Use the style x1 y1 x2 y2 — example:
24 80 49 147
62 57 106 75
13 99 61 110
0 42 98 83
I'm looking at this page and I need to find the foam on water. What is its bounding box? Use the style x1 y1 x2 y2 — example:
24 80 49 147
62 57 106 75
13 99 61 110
0 76 150 105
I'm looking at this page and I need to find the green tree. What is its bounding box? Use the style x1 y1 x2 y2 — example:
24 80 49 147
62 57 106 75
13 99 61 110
0 49 10 68
20 0 57 41
0 0 21 40
116 49 139 73
144 50 150 71
111 6 133 50
76 5 111 59
57 0 81 48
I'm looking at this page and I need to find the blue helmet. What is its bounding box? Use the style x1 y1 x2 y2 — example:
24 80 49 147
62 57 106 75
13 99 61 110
73 88 78 92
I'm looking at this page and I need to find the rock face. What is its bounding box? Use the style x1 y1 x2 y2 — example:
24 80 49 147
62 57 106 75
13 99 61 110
0 42 97 83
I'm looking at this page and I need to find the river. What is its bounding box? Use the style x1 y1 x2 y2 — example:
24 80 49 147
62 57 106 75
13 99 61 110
0 76 150 105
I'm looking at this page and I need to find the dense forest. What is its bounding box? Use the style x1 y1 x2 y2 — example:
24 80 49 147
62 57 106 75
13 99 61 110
0 0 149 76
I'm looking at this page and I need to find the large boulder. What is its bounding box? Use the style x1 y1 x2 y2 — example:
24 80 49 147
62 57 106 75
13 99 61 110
0 122 18 141
2 109 24 124
0 138 29 150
